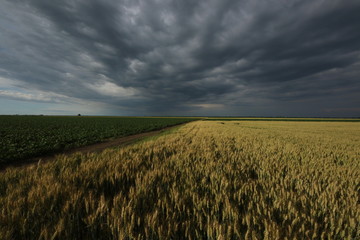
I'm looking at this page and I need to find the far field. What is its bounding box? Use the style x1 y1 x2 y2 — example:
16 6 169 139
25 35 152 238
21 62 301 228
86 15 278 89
0 116 196 164
1 120 359 239
204 117 360 122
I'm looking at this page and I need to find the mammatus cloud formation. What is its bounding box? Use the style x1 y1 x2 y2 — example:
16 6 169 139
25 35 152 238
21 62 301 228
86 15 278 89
0 0 359 116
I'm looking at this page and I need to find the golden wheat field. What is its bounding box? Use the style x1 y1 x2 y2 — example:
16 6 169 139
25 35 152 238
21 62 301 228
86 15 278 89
1 121 359 239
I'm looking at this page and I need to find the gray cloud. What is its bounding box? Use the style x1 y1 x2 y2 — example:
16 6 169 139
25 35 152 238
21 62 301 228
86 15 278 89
0 0 360 116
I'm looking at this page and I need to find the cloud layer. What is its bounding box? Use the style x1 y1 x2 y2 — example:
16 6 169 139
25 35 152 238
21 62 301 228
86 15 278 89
1 0 360 116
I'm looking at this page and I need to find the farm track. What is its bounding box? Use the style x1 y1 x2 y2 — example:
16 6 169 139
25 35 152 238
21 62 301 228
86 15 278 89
0 122 188 172
1 121 359 239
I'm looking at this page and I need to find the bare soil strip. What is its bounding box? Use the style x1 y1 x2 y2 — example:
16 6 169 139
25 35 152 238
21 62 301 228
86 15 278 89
1 123 186 172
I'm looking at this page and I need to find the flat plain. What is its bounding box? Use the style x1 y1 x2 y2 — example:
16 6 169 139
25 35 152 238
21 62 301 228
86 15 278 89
0 116 195 164
1 120 359 239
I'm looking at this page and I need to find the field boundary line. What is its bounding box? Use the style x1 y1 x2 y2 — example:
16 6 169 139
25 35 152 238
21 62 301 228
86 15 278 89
0 122 190 172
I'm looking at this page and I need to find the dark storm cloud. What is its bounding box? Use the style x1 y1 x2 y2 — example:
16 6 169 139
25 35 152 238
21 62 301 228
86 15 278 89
0 0 359 116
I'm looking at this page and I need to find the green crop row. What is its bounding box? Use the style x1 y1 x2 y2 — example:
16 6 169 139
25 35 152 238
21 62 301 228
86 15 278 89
0 116 197 164
0 121 359 239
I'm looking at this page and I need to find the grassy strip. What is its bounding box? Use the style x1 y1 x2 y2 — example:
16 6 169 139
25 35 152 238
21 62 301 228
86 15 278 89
0 116 199 164
1 121 359 239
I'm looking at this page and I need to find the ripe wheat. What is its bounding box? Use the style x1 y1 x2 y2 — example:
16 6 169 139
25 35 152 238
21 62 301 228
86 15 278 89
0 121 359 239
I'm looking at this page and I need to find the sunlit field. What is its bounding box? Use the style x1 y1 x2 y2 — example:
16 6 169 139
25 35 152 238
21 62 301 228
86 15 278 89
1 121 359 239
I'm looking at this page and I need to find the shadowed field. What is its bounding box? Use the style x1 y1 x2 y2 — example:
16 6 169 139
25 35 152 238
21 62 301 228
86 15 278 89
1 121 359 239
0 116 196 165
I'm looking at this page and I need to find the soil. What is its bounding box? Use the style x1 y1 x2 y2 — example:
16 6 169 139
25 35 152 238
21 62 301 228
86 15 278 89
0 123 186 172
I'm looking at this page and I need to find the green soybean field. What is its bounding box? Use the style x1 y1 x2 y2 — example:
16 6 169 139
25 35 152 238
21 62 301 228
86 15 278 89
0 116 196 164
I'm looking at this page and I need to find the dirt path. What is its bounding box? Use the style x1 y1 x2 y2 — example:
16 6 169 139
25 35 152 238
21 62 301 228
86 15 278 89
1 123 186 172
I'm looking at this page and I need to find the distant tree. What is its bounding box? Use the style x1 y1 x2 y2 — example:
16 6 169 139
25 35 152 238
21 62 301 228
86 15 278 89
78 114 81 116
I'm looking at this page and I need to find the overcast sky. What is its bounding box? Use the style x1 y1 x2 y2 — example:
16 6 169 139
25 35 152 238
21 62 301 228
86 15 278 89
0 0 359 116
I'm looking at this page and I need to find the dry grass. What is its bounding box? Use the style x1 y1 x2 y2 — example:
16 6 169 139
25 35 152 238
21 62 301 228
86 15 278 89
1 121 359 239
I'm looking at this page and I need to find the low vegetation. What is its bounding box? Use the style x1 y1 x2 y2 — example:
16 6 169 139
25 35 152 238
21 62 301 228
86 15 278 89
1 121 359 239
0 116 195 164
204 117 360 122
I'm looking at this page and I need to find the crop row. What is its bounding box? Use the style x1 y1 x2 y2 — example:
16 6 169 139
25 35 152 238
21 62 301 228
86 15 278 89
1 121 359 239
0 116 196 164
